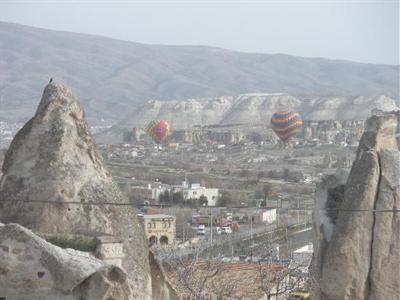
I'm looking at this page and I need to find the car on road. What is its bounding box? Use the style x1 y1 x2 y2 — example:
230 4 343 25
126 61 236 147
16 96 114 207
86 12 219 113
197 225 206 235
221 226 232 234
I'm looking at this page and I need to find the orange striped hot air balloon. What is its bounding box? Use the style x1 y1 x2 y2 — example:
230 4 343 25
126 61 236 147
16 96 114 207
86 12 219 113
146 119 170 144
270 111 303 143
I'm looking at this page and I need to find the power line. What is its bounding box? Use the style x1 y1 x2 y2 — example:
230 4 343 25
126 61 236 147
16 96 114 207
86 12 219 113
2 0 395 3
0 199 169 207
0 199 399 212
290 207 400 213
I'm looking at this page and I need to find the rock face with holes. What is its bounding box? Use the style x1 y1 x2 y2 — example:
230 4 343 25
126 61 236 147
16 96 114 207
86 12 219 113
312 111 400 299
0 82 165 299
0 222 130 300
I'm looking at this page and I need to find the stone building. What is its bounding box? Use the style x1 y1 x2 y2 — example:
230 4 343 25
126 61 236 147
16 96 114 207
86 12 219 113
143 214 176 246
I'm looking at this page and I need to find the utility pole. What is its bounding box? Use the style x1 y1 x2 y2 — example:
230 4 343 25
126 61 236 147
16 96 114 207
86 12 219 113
297 198 300 224
250 214 253 259
285 227 289 252
183 222 185 243
210 208 213 247
250 215 253 242
230 230 234 259
276 206 279 228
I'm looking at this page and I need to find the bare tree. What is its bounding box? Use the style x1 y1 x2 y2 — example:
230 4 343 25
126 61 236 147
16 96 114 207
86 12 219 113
155 223 311 300
256 241 309 300
160 250 224 300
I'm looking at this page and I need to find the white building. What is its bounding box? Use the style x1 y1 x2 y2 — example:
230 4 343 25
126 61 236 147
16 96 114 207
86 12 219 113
150 181 219 206
150 184 171 201
180 182 219 206
259 208 277 224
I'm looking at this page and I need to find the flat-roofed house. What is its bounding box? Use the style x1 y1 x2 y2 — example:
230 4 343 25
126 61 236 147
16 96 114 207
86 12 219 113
142 214 176 246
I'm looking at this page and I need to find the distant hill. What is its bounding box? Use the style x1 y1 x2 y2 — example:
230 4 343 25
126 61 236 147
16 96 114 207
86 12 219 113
96 93 398 143
0 22 399 124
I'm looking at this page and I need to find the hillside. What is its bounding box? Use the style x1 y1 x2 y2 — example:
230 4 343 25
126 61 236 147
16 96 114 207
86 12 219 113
96 93 398 143
0 22 399 124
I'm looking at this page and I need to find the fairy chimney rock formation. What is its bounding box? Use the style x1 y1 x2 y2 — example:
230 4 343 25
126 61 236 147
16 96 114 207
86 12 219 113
0 82 151 299
312 111 400 299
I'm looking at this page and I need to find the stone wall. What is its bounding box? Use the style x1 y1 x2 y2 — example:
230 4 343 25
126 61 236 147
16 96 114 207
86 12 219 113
0 223 130 300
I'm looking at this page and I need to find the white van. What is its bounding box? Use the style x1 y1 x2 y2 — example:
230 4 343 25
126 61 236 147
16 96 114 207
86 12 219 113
197 225 206 235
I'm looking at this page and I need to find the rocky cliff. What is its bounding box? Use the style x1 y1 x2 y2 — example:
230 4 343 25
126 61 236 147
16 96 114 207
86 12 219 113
121 94 397 128
0 83 178 299
97 94 398 143
312 111 400 299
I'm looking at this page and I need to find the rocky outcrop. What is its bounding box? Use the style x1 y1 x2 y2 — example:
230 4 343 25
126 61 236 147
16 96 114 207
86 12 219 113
300 120 365 146
0 83 179 299
149 251 179 300
312 111 400 299
0 222 130 300
125 119 365 149
98 94 398 144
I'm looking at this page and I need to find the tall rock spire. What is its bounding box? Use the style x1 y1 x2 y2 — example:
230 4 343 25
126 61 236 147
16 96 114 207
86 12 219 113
0 82 152 299
312 111 400 299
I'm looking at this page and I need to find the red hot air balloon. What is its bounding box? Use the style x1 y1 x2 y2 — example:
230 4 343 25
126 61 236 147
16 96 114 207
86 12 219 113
146 120 171 144
270 111 303 143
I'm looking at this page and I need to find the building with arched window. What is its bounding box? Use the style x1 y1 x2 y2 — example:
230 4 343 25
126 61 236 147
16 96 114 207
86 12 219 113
142 214 175 246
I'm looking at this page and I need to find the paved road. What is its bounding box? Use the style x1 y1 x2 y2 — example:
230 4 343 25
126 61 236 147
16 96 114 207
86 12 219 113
155 220 312 260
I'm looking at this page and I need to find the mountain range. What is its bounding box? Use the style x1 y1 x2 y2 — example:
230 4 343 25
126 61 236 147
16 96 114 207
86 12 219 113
0 22 399 125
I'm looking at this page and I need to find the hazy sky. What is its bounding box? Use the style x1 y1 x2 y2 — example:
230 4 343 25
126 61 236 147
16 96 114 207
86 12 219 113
1 0 399 65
